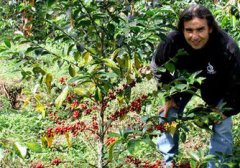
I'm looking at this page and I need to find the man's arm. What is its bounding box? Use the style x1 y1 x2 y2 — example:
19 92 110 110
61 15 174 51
150 32 181 116
222 39 240 117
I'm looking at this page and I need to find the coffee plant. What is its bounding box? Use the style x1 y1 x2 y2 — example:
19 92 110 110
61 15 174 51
0 0 240 167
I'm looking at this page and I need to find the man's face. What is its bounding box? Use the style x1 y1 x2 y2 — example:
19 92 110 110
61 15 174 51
183 17 212 50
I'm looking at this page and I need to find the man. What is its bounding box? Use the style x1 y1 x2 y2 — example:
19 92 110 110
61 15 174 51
150 4 240 168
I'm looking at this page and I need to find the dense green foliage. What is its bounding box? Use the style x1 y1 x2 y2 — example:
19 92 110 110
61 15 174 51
0 0 240 167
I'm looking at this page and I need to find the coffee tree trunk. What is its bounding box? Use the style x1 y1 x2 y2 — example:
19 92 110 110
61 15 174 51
98 102 105 168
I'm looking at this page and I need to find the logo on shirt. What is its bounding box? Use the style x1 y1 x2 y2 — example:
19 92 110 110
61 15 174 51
207 62 216 74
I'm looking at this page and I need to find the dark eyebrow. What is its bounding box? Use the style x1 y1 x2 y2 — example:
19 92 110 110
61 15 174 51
196 26 205 31
185 28 193 31
185 26 205 31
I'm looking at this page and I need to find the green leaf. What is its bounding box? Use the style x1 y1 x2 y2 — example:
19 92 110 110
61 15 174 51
47 0 57 7
0 148 4 161
94 87 102 102
4 39 11 48
13 142 27 159
232 15 236 28
74 87 90 97
108 139 121 161
74 52 81 62
82 51 92 64
127 139 141 155
165 62 175 72
45 73 53 93
175 84 187 91
26 142 42 153
180 132 187 143
134 53 142 69
107 132 121 138
69 65 76 77
67 44 75 55
103 58 120 74
124 87 131 104
123 129 134 139
55 85 69 108
188 151 200 162
110 48 121 60
142 137 156 148
203 154 215 161
32 67 46 75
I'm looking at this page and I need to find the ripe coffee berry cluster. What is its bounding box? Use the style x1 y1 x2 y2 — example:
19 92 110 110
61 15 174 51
178 161 191 168
48 112 58 121
47 121 87 137
59 77 67 84
125 156 163 168
154 124 166 132
109 95 148 121
31 162 44 168
51 158 62 166
67 98 94 119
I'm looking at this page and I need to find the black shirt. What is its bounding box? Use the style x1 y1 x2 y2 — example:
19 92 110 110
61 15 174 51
151 30 240 117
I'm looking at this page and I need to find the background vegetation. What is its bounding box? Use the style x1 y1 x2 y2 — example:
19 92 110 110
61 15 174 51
0 0 240 167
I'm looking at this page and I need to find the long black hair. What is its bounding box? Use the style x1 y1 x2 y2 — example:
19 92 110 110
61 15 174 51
177 4 220 34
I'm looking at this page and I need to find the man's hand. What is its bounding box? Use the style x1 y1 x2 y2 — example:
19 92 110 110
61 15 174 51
159 98 178 118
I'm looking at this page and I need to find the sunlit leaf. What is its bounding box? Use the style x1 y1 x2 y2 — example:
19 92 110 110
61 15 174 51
65 132 72 148
55 85 69 108
13 142 27 159
103 58 120 74
188 151 200 162
175 84 187 91
74 52 81 62
0 148 4 161
110 48 121 60
35 103 46 118
46 136 54 148
45 73 53 92
26 142 42 153
22 96 31 108
74 87 90 96
83 51 92 64
134 53 142 69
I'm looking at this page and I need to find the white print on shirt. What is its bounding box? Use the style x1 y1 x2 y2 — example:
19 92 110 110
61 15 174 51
207 62 216 74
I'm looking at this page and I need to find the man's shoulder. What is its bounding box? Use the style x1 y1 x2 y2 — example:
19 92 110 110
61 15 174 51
165 31 183 44
166 31 181 39
216 30 238 53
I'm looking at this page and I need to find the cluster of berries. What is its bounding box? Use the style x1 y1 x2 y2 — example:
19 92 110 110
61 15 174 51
154 124 166 132
47 113 100 138
67 99 95 119
105 80 136 102
109 95 148 121
47 121 87 137
105 137 116 146
125 156 163 168
31 162 44 168
51 158 62 166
